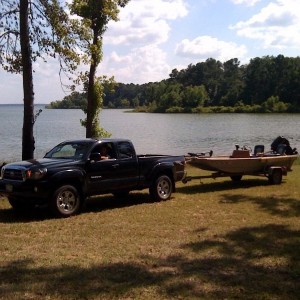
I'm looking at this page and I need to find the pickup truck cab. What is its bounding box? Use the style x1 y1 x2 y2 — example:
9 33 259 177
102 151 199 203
0 139 186 217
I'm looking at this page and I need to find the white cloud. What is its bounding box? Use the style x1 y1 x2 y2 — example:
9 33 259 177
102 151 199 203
105 0 188 46
231 0 262 6
100 0 189 84
100 45 170 84
0 73 23 104
0 0 190 102
231 0 300 49
175 35 247 62
0 59 67 104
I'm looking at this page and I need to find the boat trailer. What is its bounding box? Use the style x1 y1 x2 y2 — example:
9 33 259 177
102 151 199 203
182 165 287 185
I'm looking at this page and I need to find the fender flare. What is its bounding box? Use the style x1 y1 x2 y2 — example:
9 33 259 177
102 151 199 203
48 169 87 195
146 163 175 188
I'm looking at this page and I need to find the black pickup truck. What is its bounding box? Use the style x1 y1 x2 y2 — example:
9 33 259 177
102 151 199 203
0 139 186 217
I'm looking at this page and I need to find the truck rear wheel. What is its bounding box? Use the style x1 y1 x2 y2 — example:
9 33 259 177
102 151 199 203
50 185 82 217
150 175 173 201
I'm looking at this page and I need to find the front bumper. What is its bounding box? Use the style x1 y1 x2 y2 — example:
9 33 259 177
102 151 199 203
0 179 51 204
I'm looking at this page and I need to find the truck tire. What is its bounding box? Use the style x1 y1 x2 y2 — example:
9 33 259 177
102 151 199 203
150 175 173 201
50 185 82 217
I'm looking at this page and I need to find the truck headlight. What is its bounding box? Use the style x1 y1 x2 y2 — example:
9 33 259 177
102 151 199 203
25 168 47 180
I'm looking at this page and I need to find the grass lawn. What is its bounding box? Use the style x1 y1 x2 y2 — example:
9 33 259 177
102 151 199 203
1 162 300 299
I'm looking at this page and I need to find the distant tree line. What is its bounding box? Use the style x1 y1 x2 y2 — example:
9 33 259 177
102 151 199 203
47 55 300 113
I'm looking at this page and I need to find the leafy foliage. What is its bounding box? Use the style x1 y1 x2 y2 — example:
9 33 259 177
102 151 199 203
0 0 81 74
46 91 87 109
0 0 83 159
79 76 116 138
107 55 300 113
70 0 130 138
49 54 300 114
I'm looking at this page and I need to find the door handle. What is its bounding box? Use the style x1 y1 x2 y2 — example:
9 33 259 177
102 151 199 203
112 164 119 168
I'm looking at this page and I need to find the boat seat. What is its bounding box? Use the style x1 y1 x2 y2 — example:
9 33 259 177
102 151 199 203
231 150 251 158
254 145 264 156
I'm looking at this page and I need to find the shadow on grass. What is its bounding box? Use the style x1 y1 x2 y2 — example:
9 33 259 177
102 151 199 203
178 177 300 218
177 177 270 195
176 224 300 299
84 192 154 214
0 258 164 299
1 224 299 299
0 200 53 223
0 192 156 223
220 193 300 217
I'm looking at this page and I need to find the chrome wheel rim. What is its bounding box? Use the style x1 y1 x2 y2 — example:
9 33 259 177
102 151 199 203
57 190 77 213
157 178 171 199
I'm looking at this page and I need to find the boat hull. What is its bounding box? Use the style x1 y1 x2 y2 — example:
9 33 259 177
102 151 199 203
187 155 298 174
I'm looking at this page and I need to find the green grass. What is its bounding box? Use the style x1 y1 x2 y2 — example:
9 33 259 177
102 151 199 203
1 164 300 299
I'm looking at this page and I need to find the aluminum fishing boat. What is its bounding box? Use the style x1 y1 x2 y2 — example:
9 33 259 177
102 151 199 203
186 136 298 175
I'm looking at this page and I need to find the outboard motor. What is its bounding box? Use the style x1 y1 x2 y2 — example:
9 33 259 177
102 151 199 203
271 136 297 155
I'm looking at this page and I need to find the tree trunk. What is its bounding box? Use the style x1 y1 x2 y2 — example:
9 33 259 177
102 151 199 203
20 0 35 160
86 62 96 138
86 30 100 138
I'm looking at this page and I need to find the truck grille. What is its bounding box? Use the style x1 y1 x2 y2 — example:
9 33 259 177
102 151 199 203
3 168 24 181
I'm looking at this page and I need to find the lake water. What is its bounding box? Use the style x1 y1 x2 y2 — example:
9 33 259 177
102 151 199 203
0 104 300 161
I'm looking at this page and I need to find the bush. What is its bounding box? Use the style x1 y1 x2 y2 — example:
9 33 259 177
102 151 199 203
165 106 185 113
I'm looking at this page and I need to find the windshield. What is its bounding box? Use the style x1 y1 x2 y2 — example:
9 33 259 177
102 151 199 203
44 142 92 159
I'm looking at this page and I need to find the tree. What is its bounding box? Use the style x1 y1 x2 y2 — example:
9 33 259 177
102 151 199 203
242 56 275 105
70 0 130 138
181 85 209 108
220 58 244 106
0 0 80 159
20 0 35 160
80 75 115 137
158 83 183 111
261 96 289 113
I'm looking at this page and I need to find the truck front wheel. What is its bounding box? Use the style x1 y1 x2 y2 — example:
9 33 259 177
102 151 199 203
50 185 82 217
150 175 173 201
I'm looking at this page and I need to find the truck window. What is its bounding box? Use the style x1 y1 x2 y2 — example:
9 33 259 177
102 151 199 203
45 142 90 159
90 142 116 160
117 142 134 159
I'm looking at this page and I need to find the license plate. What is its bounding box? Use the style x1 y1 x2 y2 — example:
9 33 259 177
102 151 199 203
5 184 13 192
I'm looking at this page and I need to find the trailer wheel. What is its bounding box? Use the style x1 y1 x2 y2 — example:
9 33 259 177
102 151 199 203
230 175 243 181
50 185 82 217
268 168 282 185
150 175 173 201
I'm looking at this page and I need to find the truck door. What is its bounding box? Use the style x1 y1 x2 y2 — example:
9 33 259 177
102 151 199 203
114 141 139 189
86 142 120 193
86 141 139 194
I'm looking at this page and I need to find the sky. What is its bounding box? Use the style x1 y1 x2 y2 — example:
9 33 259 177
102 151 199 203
1 0 300 104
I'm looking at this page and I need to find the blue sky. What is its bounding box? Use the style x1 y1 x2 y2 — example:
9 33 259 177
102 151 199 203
1 0 300 104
